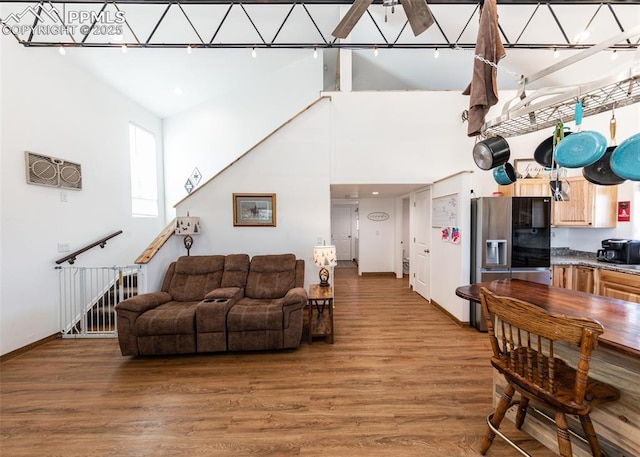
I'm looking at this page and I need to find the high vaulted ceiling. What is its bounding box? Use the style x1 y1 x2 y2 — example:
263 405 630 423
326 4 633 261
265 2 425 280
2 1 639 118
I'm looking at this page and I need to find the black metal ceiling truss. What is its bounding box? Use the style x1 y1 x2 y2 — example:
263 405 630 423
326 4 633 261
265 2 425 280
1 0 638 51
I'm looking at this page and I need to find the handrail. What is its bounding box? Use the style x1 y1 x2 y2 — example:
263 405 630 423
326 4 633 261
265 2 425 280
134 219 176 265
55 230 123 265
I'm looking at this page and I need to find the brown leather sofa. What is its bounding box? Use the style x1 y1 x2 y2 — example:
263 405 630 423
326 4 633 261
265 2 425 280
115 253 307 356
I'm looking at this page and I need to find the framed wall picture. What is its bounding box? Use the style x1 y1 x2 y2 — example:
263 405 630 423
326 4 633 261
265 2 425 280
233 193 276 227
514 159 547 179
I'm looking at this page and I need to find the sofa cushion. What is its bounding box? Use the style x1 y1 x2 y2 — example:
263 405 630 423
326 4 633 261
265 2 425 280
135 301 198 336
226 299 285 332
221 254 250 288
168 255 225 301
245 254 296 299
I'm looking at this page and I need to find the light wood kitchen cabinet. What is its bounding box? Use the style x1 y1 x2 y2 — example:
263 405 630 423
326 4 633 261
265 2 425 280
597 269 640 304
552 176 617 227
552 265 573 289
499 178 550 197
572 265 596 294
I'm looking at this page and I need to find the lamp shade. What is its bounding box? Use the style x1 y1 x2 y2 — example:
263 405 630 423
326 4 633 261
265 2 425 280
175 216 201 235
313 245 337 267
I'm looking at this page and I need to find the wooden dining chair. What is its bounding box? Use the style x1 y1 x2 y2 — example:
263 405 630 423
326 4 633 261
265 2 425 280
478 287 620 457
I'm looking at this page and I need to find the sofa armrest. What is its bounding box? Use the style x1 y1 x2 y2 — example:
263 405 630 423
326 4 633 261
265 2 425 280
204 287 244 301
280 287 308 331
282 287 308 308
115 292 172 314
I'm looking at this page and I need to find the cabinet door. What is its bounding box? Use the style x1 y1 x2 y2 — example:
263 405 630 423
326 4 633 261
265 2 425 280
573 265 596 294
551 177 617 227
553 177 594 226
598 269 640 304
552 265 573 288
516 179 551 197
497 184 514 197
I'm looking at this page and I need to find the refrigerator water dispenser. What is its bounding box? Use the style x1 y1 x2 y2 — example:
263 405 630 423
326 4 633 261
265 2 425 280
486 239 507 266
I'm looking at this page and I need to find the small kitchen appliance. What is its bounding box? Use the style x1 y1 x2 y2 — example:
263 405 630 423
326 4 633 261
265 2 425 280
597 239 640 265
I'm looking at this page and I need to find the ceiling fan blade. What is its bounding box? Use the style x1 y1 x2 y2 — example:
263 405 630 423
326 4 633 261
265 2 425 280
332 0 374 39
401 0 435 37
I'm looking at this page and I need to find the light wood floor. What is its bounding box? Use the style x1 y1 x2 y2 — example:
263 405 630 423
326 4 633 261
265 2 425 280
1 267 557 456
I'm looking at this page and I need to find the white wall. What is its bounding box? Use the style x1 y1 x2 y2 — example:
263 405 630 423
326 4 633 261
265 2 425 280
431 172 474 323
328 91 481 184
358 198 396 273
162 56 323 218
0 42 165 355
173 97 333 286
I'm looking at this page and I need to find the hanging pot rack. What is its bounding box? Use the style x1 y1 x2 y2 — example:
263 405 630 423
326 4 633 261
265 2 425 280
482 25 640 139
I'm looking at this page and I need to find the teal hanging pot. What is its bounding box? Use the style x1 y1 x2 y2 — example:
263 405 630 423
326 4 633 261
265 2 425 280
610 133 640 181
493 162 517 185
555 101 607 168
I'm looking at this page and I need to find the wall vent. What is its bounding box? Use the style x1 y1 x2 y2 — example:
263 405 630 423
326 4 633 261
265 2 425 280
25 151 82 190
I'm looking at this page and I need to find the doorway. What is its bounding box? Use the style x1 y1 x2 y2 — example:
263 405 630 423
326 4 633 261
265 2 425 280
331 204 357 262
412 188 431 301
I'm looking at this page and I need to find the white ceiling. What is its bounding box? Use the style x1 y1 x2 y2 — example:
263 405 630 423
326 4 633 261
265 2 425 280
2 2 639 119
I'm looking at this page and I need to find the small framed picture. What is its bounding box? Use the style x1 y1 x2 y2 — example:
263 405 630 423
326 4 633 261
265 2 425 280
514 159 546 179
233 193 276 227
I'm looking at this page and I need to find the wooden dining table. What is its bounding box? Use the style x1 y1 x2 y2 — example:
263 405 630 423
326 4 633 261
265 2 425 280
456 278 640 359
456 278 640 456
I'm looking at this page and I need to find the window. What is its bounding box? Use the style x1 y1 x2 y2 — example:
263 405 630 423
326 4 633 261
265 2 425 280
129 123 158 217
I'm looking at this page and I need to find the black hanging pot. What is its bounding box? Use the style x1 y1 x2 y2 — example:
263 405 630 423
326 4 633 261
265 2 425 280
582 115 625 186
473 136 510 170
583 148 625 186
534 127 572 168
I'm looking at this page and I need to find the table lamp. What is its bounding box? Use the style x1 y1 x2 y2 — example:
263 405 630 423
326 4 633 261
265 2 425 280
313 244 337 287
175 213 201 256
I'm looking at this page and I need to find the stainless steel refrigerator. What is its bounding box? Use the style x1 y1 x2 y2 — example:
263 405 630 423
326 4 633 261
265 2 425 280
470 196 551 331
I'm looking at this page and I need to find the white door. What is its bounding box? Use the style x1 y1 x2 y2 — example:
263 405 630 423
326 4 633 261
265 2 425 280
413 188 431 300
331 205 352 261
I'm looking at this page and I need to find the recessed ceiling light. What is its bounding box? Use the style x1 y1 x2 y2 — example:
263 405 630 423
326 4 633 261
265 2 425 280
372 191 379 195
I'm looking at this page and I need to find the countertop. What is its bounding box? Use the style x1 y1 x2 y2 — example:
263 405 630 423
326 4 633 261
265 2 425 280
456 279 640 359
551 248 640 276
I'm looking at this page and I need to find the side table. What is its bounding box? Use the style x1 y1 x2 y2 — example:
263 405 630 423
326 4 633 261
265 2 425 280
308 284 334 344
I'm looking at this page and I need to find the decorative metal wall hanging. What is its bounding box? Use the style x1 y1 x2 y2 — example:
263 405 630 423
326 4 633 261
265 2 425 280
25 151 82 190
